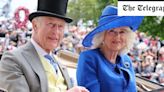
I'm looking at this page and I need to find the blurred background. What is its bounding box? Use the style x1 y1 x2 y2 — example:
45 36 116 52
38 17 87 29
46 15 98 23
0 0 164 92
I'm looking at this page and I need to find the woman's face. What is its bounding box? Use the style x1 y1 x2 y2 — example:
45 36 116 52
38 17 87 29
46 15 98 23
32 16 65 53
103 26 128 52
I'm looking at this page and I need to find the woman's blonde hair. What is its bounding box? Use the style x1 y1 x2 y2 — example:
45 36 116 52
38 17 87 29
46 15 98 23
92 27 136 55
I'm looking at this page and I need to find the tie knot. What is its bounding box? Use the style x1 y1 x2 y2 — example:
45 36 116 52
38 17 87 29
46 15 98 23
44 54 58 74
44 54 53 61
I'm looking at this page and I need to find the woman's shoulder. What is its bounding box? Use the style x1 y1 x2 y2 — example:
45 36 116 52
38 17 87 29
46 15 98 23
77 48 101 69
78 48 102 62
80 48 100 56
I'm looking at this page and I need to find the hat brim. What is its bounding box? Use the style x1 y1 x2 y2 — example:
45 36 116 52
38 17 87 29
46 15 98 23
82 16 144 47
28 11 73 23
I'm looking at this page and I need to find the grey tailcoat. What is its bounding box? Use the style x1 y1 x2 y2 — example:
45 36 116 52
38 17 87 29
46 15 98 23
0 41 72 92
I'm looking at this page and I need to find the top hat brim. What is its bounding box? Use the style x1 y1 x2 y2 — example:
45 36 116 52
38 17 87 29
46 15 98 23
28 11 73 23
82 16 144 47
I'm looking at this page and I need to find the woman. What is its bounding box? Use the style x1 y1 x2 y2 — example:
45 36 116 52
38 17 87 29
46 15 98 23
76 5 144 92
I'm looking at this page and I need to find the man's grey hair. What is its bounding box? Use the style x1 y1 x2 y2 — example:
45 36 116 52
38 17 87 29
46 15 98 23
91 27 136 55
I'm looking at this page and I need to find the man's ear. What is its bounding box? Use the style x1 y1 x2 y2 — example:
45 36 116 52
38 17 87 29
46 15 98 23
31 19 38 31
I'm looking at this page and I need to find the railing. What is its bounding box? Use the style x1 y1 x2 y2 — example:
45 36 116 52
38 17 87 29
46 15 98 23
136 75 164 92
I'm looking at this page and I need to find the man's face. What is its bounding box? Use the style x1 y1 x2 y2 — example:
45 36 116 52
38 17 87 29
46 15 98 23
32 16 66 52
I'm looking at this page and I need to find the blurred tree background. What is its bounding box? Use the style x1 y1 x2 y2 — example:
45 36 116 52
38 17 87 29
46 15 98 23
67 0 164 40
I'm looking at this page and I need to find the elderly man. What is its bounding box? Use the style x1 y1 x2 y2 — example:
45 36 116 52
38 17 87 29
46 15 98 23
0 0 89 92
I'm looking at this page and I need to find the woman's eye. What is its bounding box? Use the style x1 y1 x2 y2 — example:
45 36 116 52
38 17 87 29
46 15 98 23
108 30 114 33
110 30 114 32
120 31 125 34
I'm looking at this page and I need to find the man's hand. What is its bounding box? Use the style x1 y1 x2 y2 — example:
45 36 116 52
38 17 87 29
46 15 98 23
67 86 89 92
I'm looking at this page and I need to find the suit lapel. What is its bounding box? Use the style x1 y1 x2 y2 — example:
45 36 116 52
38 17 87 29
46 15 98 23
21 42 48 92
54 56 73 89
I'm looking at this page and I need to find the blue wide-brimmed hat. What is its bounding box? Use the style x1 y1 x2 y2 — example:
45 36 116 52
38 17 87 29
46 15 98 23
82 5 144 47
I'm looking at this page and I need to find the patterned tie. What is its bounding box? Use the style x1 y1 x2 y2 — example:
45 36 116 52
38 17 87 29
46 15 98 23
44 54 58 74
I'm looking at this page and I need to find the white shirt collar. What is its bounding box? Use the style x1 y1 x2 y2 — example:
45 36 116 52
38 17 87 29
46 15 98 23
31 38 51 57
